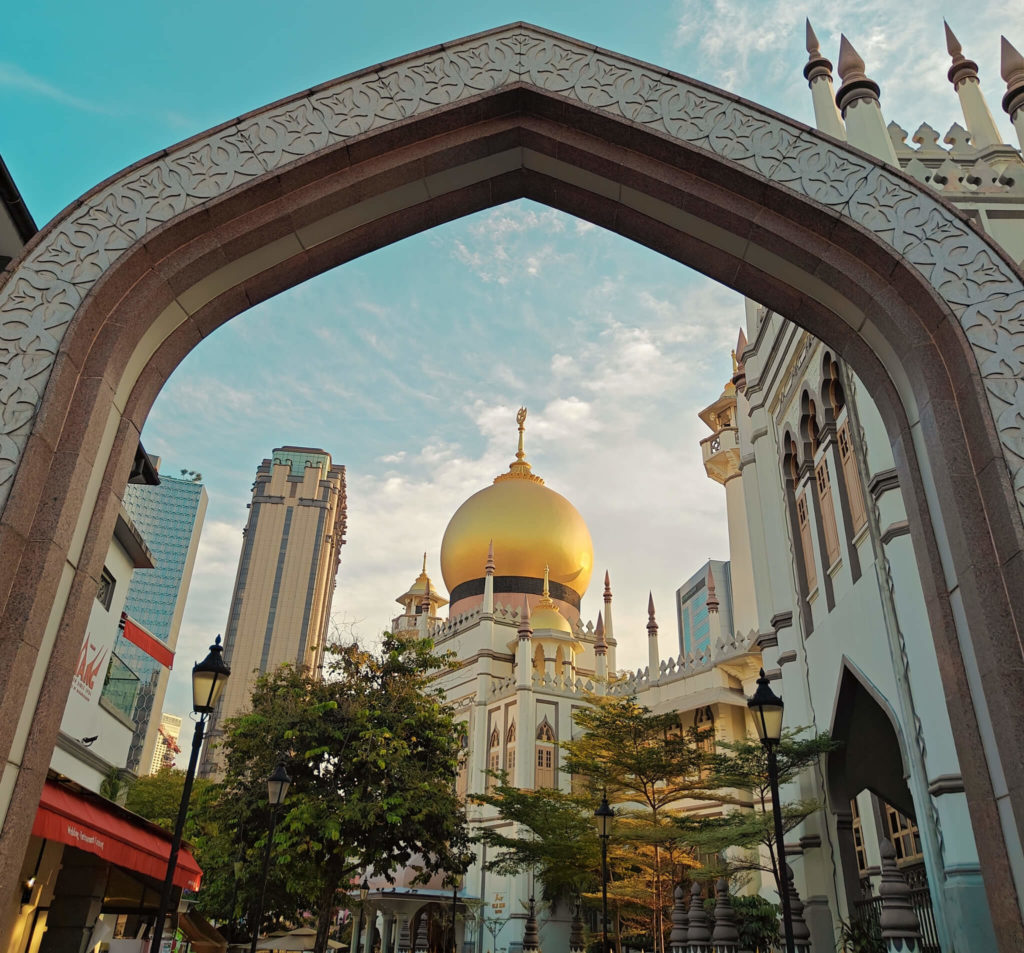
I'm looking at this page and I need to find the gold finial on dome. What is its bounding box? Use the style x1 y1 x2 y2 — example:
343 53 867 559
494 407 545 485
531 564 571 634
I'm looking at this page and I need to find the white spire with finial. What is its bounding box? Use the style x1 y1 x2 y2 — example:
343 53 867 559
518 594 533 640
836 35 899 165
944 22 1003 150
1001 36 1024 150
803 20 845 139
482 540 495 617
594 610 607 691
647 592 660 685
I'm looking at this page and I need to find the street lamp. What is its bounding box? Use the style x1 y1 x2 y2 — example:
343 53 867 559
249 760 292 953
594 792 615 953
450 872 463 953
747 668 794 953
151 636 230 953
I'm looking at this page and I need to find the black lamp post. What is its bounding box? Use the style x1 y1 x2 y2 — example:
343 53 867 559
249 761 292 953
594 792 615 953
450 872 463 953
151 636 230 953
747 668 794 953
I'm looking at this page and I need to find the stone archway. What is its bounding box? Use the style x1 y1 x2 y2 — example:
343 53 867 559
1 22 1023 944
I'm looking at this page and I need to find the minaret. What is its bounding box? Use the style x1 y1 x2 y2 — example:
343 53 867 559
603 571 617 672
515 596 535 789
804 20 845 139
594 611 608 689
516 596 533 688
698 364 758 639
1001 36 1024 151
647 593 660 684
392 554 447 635
945 22 1004 150
482 540 495 617
835 35 899 165
418 581 433 636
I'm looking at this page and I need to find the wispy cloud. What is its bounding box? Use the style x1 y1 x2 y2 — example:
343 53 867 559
0 62 113 114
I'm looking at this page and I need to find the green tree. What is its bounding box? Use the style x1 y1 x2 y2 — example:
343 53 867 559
205 635 471 953
560 695 716 953
675 728 839 898
125 766 218 840
474 778 600 906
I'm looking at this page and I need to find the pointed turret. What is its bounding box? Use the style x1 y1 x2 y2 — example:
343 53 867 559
803 20 845 139
594 611 607 690
944 22 1003 150
705 566 719 613
516 595 533 691
836 35 899 165
647 592 660 684
482 540 495 617
392 555 447 634
1002 36 1024 150
732 329 748 393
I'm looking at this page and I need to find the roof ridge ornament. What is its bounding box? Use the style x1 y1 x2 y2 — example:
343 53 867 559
494 406 545 484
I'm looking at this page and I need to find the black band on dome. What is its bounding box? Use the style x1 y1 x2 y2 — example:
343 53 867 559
450 575 582 610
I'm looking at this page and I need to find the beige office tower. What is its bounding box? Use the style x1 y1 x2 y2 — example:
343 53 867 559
200 447 347 777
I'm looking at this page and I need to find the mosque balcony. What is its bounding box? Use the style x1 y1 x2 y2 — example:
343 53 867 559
700 427 741 484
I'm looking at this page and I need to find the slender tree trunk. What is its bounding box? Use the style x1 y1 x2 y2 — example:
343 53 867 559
315 876 337 953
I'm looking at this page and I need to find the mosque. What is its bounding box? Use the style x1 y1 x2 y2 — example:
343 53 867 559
350 404 768 953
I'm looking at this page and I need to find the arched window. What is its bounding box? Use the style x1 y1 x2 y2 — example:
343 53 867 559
456 724 469 799
487 726 501 790
536 716 556 789
693 705 715 753
534 643 545 674
505 721 517 775
783 431 816 636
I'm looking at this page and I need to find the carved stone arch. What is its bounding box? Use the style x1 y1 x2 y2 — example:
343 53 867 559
506 721 516 745
489 727 501 749
781 428 801 486
537 716 556 743
827 658 913 813
0 22 1022 938
820 351 846 424
799 388 823 459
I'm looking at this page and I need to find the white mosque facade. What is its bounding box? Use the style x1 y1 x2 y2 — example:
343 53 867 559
352 22 1024 953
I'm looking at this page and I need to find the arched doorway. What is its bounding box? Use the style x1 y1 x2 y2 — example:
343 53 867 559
0 22 1022 943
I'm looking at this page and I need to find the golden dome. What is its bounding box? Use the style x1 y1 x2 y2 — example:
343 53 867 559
440 409 594 598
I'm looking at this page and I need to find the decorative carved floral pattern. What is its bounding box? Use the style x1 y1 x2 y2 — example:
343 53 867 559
2 24 1024 515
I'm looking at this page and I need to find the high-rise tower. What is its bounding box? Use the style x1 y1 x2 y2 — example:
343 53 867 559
200 446 346 776
118 467 207 773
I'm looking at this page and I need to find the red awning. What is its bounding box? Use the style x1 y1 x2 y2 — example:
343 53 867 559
121 614 175 669
33 780 201 890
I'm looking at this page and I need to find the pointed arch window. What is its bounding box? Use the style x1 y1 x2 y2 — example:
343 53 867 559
535 716 556 789
487 725 501 790
456 723 469 799
506 721 517 776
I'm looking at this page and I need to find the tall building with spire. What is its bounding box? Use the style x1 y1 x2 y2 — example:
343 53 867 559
200 446 346 776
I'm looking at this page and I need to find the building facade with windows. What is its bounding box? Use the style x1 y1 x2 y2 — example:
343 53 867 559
200 446 347 777
118 470 207 774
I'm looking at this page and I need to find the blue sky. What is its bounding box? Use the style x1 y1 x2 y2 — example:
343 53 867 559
4 1 1023 762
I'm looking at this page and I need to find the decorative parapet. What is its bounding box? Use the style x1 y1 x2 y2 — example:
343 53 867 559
887 120 1023 193
606 626 761 696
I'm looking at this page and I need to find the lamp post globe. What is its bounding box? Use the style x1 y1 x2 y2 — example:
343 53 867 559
150 636 230 953
192 634 231 712
747 668 794 953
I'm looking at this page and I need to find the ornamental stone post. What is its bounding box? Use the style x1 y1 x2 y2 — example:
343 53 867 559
570 897 586 953
669 882 689 953
522 896 542 953
710 879 738 952
878 840 922 952
686 883 711 953
784 865 812 952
